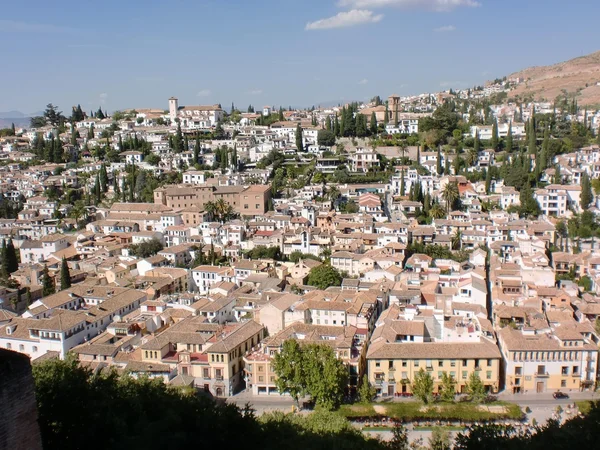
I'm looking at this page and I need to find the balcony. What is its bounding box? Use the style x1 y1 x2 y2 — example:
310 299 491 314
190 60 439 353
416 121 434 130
571 373 581 378
474 366 482 371
215 375 223 381
375 378 384 385
535 372 549 378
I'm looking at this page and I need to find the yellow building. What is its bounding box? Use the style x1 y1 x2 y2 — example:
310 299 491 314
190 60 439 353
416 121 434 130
366 339 501 397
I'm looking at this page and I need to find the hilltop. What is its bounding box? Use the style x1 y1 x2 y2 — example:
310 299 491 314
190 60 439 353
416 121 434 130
505 50 600 106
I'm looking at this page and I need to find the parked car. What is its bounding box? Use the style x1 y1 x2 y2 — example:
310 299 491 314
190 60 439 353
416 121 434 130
553 391 569 399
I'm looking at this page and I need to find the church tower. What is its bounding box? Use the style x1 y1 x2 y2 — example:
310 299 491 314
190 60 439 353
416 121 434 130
168 97 179 121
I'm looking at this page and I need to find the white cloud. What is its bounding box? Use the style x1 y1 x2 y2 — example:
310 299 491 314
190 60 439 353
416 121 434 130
337 0 480 12
99 93 108 104
358 78 369 85
305 9 383 30
248 89 263 95
197 89 211 97
434 25 456 32
0 19 72 33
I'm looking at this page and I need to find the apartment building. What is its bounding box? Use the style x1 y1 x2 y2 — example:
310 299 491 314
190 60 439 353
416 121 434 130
498 326 598 393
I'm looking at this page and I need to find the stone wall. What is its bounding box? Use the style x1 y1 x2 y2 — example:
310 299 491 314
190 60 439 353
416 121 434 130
0 349 43 450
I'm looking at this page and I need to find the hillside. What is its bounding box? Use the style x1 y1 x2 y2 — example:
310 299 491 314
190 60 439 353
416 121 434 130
506 50 600 106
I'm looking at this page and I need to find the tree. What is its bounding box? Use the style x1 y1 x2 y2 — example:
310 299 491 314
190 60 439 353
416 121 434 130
429 203 446 219
581 173 593 210
528 118 537 155
96 107 105 120
60 257 72 290
436 146 443 175
358 375 376 404
2 238 18 274
441 182 459 213
439 372 456 403
505 122 513 152
412 368 434 404
317 129 336 147
44 103 64 127
491 119 499 150
272 340 306 407
296 124 303 151
42 265 55 296
129 238 164 258
306 264 342 289
302 344 348 410
474 130 480 154
370 112 377 135
388 423 409 450
99 164 109 193
428 427 452 450
465 372 486 403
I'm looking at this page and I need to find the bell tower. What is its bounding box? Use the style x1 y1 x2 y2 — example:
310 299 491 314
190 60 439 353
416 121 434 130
168 97 179 121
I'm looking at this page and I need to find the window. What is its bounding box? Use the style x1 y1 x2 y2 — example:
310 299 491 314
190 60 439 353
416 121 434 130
414 361 419 367
258 366 264 372
6 343 11 349
258 376 264 382
515 367 523 376
450 360 456 367
573 366 579 375
388 361 394 369
561 380 567 387
19 344 24 351
462 371 467 379
561 366 569 376
487 359 493 367
402 361 407 367
375 361 380 368
438 360 444 367
486 371 492 380
462 359 468 367
33 346 38 353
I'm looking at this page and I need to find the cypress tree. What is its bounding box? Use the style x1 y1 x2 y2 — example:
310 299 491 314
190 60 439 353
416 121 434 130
453 153 462 175
11 122 16 135
194 134 200 164
0 240 7 279
581 173 593 210
334 115 340 137
60 257 71 290
114 177 121 201
506 122 513 152
444 148 450 175
474 130 480 153
70 124 77 146
528 118 537 155
94 174 101 204
417 145 421 165
436 146 443 175
485 168 491 194
5 239 18 274
400 169 406 196
89 124 95 139
99 164 109 193
491 119 499 150
370 112 377 135
554 165 562 184
384 104 389 125
326 116 332 131
394 102 399 127
184 134 189 152
295 124 303 151
232 145 238 170
42 265 55 296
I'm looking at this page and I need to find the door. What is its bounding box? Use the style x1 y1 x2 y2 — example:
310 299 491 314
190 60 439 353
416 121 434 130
536 382 544 393
387 385 395 397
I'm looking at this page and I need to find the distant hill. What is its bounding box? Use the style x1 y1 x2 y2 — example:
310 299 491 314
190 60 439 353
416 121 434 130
506 50 600 106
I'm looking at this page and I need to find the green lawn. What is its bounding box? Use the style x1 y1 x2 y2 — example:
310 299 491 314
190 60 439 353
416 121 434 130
338 401 523 422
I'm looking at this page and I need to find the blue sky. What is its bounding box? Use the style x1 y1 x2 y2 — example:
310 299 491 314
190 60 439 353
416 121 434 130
2 0 599 114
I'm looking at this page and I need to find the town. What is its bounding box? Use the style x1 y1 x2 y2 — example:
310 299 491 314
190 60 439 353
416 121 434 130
3 78 600 448
2 80 600 400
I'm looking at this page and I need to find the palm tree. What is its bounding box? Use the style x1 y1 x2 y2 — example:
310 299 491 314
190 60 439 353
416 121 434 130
441 182 459 213
204 201 216 220
452 229 463 251
429 203 446 220
327 186 341 202
466 147 478 167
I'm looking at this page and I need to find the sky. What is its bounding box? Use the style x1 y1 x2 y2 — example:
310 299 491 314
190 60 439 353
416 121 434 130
2 0 600 114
